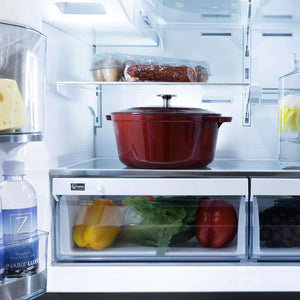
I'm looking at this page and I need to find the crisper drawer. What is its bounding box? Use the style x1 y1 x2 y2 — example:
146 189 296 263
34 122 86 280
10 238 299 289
251 178 300 261
52 178 248 262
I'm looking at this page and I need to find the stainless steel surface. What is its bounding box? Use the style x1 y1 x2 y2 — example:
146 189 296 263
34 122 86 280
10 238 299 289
49 158 300 177
0 270 47 300
0 133 43 143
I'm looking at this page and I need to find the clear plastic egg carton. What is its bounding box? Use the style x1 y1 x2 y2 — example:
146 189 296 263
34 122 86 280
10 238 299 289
90 53 210 83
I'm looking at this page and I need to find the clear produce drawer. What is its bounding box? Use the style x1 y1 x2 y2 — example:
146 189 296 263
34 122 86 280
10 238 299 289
52 178 248 262
251 178 300 261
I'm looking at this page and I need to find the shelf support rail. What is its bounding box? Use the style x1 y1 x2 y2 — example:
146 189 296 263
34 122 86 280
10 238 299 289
243 0 252 126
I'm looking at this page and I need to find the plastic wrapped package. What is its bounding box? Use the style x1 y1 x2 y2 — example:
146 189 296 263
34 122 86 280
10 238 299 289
91 53 210 83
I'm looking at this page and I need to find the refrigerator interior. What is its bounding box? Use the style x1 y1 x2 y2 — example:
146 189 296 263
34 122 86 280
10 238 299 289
41 0 300 164
1 0 300 295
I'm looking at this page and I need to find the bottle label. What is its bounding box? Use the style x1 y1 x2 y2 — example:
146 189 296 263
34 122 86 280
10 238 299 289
2 207 38 276
3 207 37 235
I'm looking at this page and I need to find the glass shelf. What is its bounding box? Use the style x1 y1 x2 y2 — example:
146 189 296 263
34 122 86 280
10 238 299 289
49 158 300 178
43 0 250 47
252 0 300 26
42 0 159 46
57 81 249 87
130 0 250 28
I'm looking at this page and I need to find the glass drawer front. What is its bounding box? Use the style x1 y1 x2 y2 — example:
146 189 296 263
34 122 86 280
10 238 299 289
252 195 300 261
55 194 247 262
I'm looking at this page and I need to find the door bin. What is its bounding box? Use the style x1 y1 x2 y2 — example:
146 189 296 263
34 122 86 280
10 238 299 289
0 231 48 300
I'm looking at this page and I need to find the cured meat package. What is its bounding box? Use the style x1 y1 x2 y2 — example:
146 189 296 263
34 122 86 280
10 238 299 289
91 53 210 83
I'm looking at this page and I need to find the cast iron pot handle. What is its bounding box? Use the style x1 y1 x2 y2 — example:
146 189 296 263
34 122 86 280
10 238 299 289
106 115 112 120
218 116 232 128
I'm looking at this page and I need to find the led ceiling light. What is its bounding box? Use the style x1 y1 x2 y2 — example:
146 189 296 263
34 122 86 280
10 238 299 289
55 2 107 15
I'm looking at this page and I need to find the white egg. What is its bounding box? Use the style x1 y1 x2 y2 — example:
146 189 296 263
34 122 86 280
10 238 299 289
102 58 123 82
93 60 104 81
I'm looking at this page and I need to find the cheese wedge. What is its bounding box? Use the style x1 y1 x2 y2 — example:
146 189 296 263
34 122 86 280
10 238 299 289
0 79 29 131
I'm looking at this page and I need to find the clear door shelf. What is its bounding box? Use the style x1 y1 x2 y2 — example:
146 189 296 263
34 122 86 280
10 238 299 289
0 231 49 300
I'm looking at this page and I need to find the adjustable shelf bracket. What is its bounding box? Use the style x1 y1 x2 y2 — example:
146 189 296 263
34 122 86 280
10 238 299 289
56 82 102 129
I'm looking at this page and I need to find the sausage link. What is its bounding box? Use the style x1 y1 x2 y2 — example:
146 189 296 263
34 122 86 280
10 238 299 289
125 64 197 82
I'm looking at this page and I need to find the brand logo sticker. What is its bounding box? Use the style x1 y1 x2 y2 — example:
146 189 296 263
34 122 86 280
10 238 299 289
71 183 85 191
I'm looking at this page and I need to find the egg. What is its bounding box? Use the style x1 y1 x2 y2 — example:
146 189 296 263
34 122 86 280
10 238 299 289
102 58 123 82
93 60 104 81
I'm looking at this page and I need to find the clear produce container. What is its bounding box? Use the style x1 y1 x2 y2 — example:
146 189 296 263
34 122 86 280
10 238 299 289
0 22 46 143
52 177 248 263
279 52 300 168
251 178 300 261
252 195 300 261
56 195 246 262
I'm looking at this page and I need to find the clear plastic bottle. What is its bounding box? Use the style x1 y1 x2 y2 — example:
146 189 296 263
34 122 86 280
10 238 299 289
0 160 38 277
279 52 300 168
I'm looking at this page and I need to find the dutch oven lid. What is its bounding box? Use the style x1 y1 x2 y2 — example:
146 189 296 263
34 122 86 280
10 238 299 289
111 94 221 116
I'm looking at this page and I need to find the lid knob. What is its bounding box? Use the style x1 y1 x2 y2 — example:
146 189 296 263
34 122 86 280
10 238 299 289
157 94 177 108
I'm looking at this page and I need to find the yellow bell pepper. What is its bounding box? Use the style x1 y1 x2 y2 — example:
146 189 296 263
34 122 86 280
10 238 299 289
73 199 124 249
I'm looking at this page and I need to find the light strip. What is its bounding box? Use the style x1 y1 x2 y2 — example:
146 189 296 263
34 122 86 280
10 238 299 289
55 2 107 15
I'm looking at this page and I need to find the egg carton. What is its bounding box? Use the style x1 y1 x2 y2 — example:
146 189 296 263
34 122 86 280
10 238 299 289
90 52 210 83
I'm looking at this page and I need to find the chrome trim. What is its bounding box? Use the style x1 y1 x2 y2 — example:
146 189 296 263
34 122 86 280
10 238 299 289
0 270 47 300
0 133 43 143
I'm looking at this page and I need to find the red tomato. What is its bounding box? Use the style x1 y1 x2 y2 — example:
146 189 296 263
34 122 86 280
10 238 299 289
195 199 238 248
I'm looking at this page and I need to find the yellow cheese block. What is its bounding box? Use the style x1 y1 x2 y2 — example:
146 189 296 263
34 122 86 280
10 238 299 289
0 79 29 131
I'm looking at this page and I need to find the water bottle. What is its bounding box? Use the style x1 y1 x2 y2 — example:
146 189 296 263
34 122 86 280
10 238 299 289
0 160 38 277
279 52 300 168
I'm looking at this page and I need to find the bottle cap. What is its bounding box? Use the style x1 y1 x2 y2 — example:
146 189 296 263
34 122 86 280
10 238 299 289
2 160 25 176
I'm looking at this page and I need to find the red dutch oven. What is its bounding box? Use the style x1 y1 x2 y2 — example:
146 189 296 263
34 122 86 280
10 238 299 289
106 95 232 169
